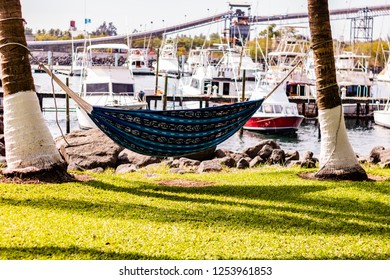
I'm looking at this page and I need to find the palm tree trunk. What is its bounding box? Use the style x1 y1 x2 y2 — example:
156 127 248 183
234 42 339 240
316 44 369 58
307 0 367 180
0 0 66 177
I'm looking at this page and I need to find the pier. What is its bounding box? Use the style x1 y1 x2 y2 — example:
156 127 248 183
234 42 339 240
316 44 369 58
27 92 390 119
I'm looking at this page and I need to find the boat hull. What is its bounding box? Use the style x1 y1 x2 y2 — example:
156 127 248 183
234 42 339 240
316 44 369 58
374 110 390 128
243 115 304 133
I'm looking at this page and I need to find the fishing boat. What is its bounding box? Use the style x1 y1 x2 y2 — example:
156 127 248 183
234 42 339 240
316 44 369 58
179 45 255 99
154 37 181 77
243 73 304 133
128 48 152 75
373 99 390 128
76 43 148 129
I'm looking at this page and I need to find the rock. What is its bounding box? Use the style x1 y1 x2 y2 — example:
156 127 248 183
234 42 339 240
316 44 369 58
198 160 222 173
379 148 390 164
170 168 191 174
88 167 105 173
55 128 123 170
258 144 273 160
369 146 385 163
300 160 316 168
179 158 200 170
230 152 246 163
217 156 236 168
302 151 314 161
215 148 232 158
285 160 302 167
116 164 137 174
67 162 84 171
237 158 250 169
118 149 161 168
244 140 280 159
249 156 265 168
243 146 261 159
268 149 285 165
285 150 299 161
169 159 180 168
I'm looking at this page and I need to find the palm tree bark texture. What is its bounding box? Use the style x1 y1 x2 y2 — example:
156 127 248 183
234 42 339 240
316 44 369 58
0 0 66 177
307 0 367 180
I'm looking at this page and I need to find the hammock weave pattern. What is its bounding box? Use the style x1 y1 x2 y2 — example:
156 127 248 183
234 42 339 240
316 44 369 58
89 99 264 157
39 64 263 158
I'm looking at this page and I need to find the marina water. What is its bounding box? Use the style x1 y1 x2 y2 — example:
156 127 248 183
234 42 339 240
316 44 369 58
34 72 390 158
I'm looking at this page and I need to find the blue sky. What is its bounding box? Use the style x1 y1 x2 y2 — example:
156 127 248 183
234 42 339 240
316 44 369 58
20 0 390 40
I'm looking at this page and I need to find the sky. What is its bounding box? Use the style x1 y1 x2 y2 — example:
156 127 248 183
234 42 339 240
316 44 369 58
19 0 390 41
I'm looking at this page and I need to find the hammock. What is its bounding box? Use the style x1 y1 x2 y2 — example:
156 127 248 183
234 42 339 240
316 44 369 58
40 65 264 157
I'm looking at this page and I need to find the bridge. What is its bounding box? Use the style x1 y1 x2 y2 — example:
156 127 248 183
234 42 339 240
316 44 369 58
27 4 390 53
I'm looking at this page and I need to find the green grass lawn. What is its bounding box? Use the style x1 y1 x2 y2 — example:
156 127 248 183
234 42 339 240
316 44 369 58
0 165 389 260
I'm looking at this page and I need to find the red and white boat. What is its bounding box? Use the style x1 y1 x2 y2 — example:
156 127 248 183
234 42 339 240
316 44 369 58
243 78 304 133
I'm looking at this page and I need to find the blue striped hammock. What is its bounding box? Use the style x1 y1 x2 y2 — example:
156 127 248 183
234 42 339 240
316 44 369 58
42 65 264 157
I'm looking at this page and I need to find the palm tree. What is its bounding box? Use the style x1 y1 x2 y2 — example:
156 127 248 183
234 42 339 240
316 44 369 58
307 0 367 180
0 0 68 179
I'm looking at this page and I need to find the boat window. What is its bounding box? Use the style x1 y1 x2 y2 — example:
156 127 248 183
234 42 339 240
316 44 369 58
191 79 199 89
286 106 292 114
263 104 273 113
113 83 134 94
86 83 109 93
274 105 282 113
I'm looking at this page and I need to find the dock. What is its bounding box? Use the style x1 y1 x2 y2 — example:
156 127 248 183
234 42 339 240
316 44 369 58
0 92 387 120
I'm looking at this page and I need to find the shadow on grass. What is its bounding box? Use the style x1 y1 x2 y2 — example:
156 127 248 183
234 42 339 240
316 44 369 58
2 174 389 237
0 246 172 260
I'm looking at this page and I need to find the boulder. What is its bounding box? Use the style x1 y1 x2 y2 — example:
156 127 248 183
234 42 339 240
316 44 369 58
369 146 385 163
237 158 250 169
217 156 236 168
302 151 314 161
379 148 390 164
198 160 222 173
215 148 232 158
268 149 285 165
179 158 200 170
258 144 273 160
116 164 137 174
249 156 265 168
55 128 124 170
285 150 299 161
118 149 161 168
244 140 280 158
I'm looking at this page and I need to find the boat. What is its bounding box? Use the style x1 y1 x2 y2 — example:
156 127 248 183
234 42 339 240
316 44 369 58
243 74 304 133
214 44 258 81
128 48 153 75
76 43 148 129
374 98 390 128
334 51 372 116
266 35 313 98
154 37 181 77
179 45 255 100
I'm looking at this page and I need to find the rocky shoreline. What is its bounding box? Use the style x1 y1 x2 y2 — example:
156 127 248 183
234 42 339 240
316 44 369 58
52 129 388 174
0 128 389 174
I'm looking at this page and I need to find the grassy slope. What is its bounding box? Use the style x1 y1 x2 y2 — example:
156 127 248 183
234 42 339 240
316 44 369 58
0 165 389 260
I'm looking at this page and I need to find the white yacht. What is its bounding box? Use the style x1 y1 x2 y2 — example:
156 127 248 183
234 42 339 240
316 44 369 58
76 43 147 129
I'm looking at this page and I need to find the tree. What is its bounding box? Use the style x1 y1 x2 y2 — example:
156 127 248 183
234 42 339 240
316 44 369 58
92 21 117 36
0 0 69 180
307 0 367 180
258 24 280 39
